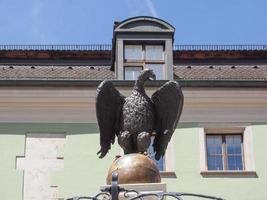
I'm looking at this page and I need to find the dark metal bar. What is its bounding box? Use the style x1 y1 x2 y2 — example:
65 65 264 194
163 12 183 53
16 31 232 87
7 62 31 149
111 173 119 200
67 189 224 200
173 44 267 51
0 44 113 51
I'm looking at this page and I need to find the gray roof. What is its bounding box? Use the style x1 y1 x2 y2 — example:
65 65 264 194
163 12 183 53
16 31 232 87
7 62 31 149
0 65 114 80
0 64 267 81
174 64 267 80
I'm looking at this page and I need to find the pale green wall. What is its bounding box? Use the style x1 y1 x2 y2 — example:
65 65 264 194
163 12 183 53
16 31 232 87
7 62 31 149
0 123 266 200
162 125 267 200
0 132 24 200
0 123 120 200
53 128 120 198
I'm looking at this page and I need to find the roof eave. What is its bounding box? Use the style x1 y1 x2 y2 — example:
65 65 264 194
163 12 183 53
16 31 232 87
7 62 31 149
0 79 266 88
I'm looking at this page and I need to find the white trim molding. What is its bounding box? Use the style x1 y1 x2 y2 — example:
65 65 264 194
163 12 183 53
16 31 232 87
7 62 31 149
160 139 177 178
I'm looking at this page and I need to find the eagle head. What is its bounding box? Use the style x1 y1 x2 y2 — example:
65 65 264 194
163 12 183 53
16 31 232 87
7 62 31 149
138 69 156 82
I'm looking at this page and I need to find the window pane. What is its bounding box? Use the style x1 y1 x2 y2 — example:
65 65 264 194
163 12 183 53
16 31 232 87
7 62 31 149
145 64 164 80
207 155 223 170
206 135 223 170
124 45 142 60
154 156 164 171
226 135 242 154
206 135 222 155
235 156 243 170
148 139 165 171
124 66 142 80
228 155 243 170
145 45 164 60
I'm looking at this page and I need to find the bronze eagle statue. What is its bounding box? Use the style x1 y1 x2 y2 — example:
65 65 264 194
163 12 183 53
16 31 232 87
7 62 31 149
96 69 183 160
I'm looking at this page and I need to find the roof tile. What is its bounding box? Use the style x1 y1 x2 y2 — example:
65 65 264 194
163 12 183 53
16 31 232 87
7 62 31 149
0 65 114 80
174 65 267 80
0 64 267 81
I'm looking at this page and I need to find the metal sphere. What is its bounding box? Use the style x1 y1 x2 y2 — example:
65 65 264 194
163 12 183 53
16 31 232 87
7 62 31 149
106 153 161 184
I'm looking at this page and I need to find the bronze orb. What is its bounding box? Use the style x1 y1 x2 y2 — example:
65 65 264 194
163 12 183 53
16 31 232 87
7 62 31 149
106 153 161 184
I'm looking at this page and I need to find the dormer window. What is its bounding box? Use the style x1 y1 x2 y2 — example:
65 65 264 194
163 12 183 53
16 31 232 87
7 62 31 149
112 16 175 80
124 44 165 80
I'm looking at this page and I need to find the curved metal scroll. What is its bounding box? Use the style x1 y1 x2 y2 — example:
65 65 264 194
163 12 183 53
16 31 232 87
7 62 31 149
66 172 224 200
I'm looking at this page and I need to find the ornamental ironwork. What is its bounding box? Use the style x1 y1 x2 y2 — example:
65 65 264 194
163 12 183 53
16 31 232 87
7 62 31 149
66 173 224 200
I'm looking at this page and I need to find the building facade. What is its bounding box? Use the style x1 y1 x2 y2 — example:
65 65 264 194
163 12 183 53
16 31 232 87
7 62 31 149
0 16 267 200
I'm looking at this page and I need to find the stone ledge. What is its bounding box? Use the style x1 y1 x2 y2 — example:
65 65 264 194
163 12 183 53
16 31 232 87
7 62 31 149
200 170 258 178
160 171 177 178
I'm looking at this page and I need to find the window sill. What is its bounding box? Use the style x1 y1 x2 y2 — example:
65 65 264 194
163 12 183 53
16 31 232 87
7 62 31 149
200 170 257 178
160 171 177 178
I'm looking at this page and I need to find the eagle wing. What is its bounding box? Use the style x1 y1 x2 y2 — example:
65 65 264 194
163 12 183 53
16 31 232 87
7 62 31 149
151 81 184 160
96 80 125 158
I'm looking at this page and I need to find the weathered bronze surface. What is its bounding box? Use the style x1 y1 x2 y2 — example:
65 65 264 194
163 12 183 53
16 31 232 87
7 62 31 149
106 154 161 184
96 69 184 160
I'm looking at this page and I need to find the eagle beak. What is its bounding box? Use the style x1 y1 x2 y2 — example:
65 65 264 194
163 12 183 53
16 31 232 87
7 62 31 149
149 74 156 81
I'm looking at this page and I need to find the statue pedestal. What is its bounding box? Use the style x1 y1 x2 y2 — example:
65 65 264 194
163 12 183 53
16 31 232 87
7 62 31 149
101 182 166 200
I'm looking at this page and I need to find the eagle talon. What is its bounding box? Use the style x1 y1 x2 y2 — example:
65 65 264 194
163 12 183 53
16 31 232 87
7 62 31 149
97 148 109 158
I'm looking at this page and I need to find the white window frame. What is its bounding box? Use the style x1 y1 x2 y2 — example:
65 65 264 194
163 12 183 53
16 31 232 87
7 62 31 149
161 139 176 178
123 43 165 80
199 125 257 176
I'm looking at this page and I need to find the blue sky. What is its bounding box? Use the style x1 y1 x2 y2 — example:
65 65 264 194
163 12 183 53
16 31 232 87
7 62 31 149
0 0 267 45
